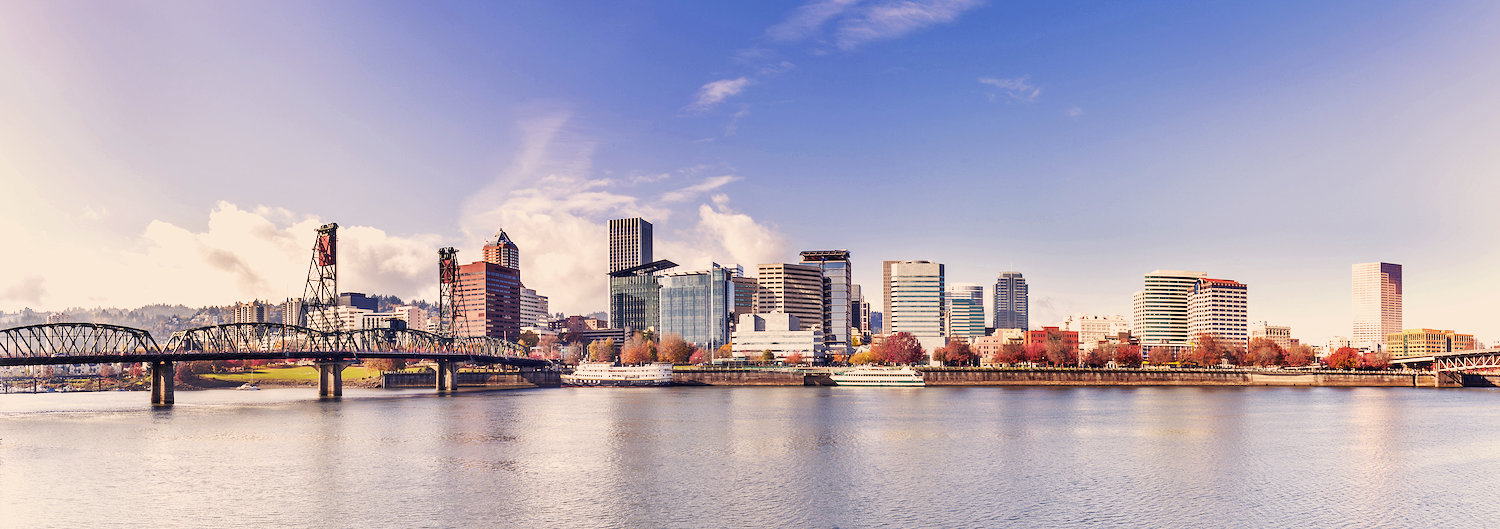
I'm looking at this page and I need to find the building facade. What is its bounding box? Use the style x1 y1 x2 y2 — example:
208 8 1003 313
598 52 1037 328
883 260 946 354
454 261 523 339
946 283 987 340
800 250 854 356
1133 270 1207 350
992 271 1029 331
520 288 549 329
1249 321 1292 350
1386 329 1474 358
608 218 653 273
482 229 520 270
1024 326 1081 355
608 217 667 332
659 265 736 350
1058 314 1130 352
756 263 826 333
1187 278 1248 346
1352 262 1403 351
232 300 267 324
731 274 757 320
730 312 827 361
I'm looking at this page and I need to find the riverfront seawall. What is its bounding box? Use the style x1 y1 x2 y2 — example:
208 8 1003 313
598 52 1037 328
673 368 811 386
919 368 1427 387
383 370 561 389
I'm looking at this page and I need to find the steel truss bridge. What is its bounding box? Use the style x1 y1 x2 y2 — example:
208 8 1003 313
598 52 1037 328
0 322 551 405
1389 347 1500 372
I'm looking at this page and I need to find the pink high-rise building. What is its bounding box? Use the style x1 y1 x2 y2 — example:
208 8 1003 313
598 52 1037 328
1352 262 1402 350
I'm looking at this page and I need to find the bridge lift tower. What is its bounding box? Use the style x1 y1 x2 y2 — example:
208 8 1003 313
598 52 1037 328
302 223 340 333
437 247 469 339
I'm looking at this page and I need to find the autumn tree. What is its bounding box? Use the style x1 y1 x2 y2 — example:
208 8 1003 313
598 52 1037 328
868 344 889 364
658 333 693 364
1022 343 1048 365
1246 338 1286 367
365 358 406 372
939 341 978 366
1148 346 1175 365
1361 351 1390 370
1188 334 1225 367
518 330 539 349
884 332 925 365
1324 347 1360 369
1113 344 1144 368
1082 346 1110 368
850 350 877 364
689 346 707 364
1044 335 1073 366
1284 344 1315 367
621 332 657 365
992 343 1025 365
715 343 734 359
785 352 805 365
537 334 561 360
588 338 616 363
563 342 586 364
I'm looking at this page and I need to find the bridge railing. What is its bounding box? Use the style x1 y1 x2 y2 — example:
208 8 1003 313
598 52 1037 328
0 322 531 361
0 323 160 359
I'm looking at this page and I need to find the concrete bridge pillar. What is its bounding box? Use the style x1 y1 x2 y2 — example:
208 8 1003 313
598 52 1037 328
150 361 174 406
316 361 353 398
1435 370 1464 388
436 360 458 392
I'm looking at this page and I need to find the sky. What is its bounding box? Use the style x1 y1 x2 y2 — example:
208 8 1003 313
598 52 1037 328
1 0 1497 346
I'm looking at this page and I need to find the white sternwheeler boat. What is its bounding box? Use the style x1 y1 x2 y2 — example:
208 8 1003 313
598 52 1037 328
561 362 675 387
830 366 926 387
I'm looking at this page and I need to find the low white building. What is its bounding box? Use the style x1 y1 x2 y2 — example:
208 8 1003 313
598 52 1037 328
1249 321 1293 349
731 312 826 361
1058 314 1129 351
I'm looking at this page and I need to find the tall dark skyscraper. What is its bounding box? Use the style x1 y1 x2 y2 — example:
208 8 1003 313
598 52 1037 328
993 271 1029 331
608 218 652 272
608 218 664 331
800 250 853 355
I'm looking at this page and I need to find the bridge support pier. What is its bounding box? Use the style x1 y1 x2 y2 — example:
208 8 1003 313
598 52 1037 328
436 361 458 393
1435 370 1464 388
316 361 353 398
150 361 174 406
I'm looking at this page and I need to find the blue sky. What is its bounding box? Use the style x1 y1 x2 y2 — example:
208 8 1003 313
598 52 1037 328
1 0 1497 345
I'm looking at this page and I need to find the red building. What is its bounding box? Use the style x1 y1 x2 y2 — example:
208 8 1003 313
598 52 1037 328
1024 326 1080 354
454 261 522 340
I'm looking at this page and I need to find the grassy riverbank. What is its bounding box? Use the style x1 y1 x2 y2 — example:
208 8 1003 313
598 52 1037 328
201 366 381 386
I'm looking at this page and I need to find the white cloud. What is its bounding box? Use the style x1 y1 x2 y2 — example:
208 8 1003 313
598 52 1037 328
662 175 740 203
688 77 751 112
979 75 1041 102
767 0 862 42
834 0 983 51
0 201 442 311
1065 106 1084 118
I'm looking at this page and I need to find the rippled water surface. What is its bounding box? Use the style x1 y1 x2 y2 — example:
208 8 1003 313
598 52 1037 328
4 386 1500 528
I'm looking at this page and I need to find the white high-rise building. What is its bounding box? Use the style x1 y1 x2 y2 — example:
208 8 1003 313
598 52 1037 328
1059 314 1130 351
1187 278 1248 346
883 260 946 355
1133 270 1207 350
1352 262 1402 351
945 283 987 340
520 288 550 328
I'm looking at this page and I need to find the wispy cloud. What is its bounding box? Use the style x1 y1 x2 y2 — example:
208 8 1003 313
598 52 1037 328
1065 106 1084 118
662 175 740 203
766 0 862 42
979 75 1041 102
834 0 983 51
688 77 751 112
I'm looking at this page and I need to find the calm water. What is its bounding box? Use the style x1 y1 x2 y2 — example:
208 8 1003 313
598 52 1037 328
3 386 1500 528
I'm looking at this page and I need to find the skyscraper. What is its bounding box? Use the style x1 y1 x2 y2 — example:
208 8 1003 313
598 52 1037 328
482 229 520 270
993 271 1029 331
608 218 666 331
800 250 853 355
1133 270 1207 350
1187 278 1248 346
659 264 736 350
1352 262 1402 351
608 218 653 272
454 260 522 339
755 263 825 333
946 283 986 340
883 260 946 353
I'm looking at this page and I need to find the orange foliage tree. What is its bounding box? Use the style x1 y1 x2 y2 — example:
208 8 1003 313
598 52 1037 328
938 341 977 366
658 333 693 364
1189 334 1226 366
785 352 805 365
884 332 924 365
1148 346 1175 364
1284 344 1316 367
1246 338 1286 367
620 332 657 365
1361 351 1390 370
1324 347 1361 369
991 343 1025 365
1113 344 1144 367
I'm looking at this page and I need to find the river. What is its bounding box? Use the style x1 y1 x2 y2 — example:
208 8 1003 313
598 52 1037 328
2 386 1499 528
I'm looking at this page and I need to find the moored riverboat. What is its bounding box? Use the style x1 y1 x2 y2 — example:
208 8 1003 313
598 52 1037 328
561 362 675 387
830 366 925 387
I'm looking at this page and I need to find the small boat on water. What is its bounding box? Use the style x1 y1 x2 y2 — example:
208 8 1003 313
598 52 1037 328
236 382 260 391
562 362 674 387
830 366 925 387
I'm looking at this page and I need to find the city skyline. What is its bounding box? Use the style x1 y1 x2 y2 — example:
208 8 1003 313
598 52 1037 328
1 1 1498 347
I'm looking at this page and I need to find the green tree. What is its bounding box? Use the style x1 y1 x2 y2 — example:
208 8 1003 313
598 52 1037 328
760 350 776 363
518 330 539 349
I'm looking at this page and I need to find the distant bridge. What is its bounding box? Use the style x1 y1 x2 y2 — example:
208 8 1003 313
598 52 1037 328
0 322 551 405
